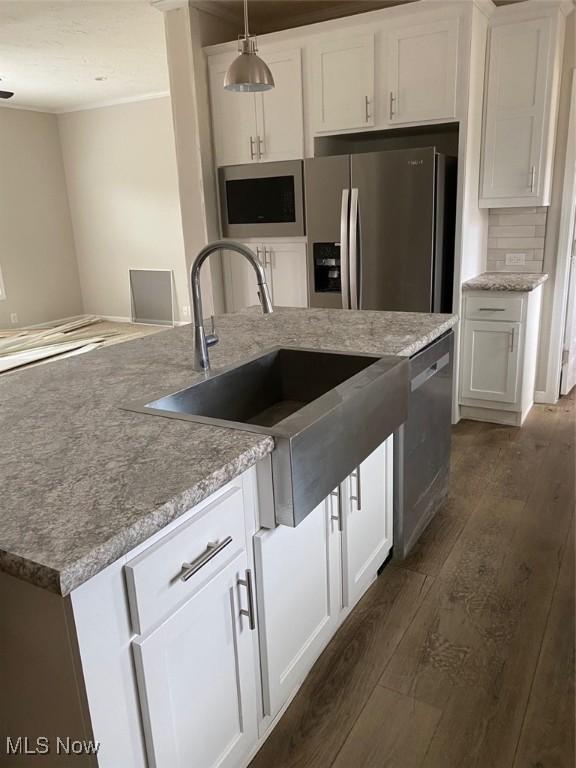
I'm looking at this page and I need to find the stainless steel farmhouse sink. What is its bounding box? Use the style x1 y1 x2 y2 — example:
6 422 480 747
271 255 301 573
125 347 409 527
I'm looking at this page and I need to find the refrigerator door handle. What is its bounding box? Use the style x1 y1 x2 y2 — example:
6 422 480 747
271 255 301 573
340 189 351 309
349 188 360 310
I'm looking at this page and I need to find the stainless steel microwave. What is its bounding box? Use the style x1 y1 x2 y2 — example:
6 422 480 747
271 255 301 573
218 160 305 238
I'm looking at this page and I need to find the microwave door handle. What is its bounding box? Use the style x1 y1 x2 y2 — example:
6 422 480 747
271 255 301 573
340 189 350 310
349 188 360 310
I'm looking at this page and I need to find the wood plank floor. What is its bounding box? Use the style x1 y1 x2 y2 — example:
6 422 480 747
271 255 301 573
249 393 575 768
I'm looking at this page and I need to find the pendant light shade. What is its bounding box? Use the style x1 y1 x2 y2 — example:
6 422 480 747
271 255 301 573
224 0 274 93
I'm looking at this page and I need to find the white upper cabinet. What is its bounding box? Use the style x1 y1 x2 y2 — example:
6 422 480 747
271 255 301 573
209 53 259 166
208 48 303 167
387 19 458 125
256 49 304 162
480 8 564 207
313 34 375 133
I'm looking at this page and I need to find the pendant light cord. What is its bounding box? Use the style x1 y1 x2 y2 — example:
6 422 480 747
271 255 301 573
243 0 250 39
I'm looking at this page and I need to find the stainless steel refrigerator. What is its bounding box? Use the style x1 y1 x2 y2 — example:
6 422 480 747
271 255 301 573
304 147 456 313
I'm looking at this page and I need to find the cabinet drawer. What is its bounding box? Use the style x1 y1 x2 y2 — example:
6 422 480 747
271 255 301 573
465 295 523 322
125 485 246 634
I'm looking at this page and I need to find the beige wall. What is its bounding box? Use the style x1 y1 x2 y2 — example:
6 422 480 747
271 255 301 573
0 107 82 327
58 96 189 322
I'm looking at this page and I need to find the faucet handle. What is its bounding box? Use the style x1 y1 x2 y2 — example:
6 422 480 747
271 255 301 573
206 315 219 348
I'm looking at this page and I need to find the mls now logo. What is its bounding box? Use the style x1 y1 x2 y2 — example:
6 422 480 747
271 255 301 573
5 736 100 755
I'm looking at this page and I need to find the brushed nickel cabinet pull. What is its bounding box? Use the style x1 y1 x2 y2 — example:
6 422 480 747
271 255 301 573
258 135 265 159
365 95 371 122
478 307 506 312
238 569 256 630
529 165 536 193
330 488 342 531
350 467 361 511
249 136 256 160
180 536 233 582
509 328 515 352
389 91 396 119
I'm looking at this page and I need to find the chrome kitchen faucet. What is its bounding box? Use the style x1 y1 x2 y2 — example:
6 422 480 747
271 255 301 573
190 240 273 371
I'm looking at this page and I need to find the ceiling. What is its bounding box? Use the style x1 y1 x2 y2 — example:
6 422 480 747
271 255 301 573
0 1 169 113
192 0 522 36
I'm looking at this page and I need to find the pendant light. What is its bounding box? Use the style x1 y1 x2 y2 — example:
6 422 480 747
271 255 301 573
224 0 274 92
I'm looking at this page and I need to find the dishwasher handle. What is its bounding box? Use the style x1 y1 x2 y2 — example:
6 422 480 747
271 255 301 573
411 353 450 392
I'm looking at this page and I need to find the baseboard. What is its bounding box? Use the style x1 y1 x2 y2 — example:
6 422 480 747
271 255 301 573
460 405 522 426
534 389 558 405
97 315 132 323
97 315 189 327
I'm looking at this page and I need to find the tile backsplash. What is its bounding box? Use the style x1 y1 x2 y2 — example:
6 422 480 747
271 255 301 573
487 207 547 273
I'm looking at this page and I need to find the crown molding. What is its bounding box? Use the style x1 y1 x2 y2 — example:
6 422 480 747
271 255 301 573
189 1 242 25
473 0 497 19
57 91 170 114
151 0 188 12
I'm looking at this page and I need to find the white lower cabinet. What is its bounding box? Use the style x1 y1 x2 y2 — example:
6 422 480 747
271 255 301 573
62 440 394 768
223 241 308 312
461 320 521 404
132 551 258 768
253 497 341 719
341 439 394 609
460 288 543 425
254 435 394 721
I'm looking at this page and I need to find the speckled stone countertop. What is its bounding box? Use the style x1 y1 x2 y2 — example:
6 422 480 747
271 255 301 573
0 307 457 595
462 272 549 292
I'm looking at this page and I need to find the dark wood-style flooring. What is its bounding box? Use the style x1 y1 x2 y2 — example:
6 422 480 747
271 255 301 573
250 393 575 768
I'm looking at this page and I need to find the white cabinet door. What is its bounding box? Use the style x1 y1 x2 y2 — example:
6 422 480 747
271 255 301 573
265 242 308 308
480 16 553 205
313 34 375 133
254 498 341 719
256 49 304 162
222 242 263 312
388 19 458 125
341 437 393 609
209 54 258 166
132 552 258 768
461 320 522 404
223 242 307 312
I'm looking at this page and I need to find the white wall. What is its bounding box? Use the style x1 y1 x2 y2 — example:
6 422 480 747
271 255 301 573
536 11 575 396
58 96 189 322
163 6 233 320
0 107 83 327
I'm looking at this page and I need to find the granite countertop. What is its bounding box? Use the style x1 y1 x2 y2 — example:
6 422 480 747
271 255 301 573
462 272 549 293
0 307 457 595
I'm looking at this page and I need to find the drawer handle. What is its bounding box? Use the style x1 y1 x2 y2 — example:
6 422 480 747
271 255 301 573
350 466 361 511
180 536 233 582
478 307 506 311
330 487 342 531
238 569 256 630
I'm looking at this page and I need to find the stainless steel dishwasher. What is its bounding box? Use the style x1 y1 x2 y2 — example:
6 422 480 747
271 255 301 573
393 331 454 559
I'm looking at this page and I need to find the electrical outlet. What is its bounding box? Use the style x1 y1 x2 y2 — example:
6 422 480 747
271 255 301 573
505 252 526 266
10 312 18 324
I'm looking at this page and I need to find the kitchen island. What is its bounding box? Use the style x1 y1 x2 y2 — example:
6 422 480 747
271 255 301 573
0 307 457 768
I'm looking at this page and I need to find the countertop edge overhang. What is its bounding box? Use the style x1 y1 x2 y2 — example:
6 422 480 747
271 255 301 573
462 272 549 292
